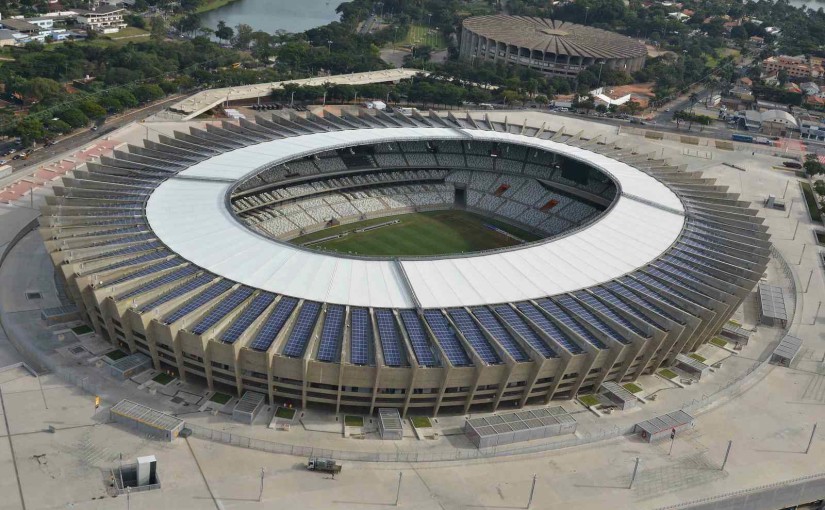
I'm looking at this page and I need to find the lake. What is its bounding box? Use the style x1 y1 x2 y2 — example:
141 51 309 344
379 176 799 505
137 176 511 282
200 0 341 34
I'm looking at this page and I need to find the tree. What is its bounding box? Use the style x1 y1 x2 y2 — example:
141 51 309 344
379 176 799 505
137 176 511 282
150 16 167 41
216 20 233 44
79 100 107 120
57 108 89 129
15 117 46 147
232 23 254 50
23 77 62 102
176 13 201 37
133 84 165 103
804 154 825 176
621 99 642 115
688 92 699 113
45 118 71 135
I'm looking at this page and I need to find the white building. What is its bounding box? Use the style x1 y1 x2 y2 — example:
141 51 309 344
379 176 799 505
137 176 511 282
74 6 126 33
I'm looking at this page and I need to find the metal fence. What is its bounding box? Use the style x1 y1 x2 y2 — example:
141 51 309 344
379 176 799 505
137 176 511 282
654 471 825 510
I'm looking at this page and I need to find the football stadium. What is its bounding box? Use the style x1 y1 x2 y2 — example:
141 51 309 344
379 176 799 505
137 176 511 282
40 109 769 417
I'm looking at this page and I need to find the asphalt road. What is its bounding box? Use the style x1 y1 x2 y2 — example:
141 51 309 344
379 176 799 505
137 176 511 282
0 94 188 188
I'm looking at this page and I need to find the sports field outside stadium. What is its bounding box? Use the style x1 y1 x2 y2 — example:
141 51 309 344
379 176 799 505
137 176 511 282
292 210 541 256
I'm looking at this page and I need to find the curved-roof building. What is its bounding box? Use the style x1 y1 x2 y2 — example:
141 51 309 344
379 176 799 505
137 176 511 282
460 15 647 77
41 108 769 416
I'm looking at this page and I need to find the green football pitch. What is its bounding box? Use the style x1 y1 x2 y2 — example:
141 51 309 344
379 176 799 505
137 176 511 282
291 210 542 257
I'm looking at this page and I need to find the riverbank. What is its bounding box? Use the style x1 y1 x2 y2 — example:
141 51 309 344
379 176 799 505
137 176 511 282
196 0 242 15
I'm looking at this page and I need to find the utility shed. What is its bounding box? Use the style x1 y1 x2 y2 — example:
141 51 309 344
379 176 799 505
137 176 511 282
720 323 750 345
464 406 577 449
758 282 788 327
635 410 694 443
109 353 152 380
110 400 184 441
599 381 638 410
378 408 403 440
770 335 803 367
674 354 710 380
232 391 265 424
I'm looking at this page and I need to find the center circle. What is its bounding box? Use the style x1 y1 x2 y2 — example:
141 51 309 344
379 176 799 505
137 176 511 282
230 140 618 258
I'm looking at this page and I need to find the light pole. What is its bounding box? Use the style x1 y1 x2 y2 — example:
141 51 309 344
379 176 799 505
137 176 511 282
394 472 403 506
259 467 265 502
327 40 333 53
526 474 537 509
584 6 590 25
597 60 606 88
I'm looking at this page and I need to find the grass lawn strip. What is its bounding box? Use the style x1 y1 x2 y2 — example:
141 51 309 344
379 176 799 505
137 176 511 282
152 372 175 385
578 394 600 407
801 182 823 223
658 368 678 380
344 415 364 427
689 353 707 363
209 392 232 404
71 324 93 335
411 416 432 428
104 349 127 361
275 407 296 420
710 337 728 348
623 382 643 394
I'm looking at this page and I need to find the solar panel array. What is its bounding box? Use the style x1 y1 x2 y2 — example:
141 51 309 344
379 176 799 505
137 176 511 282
163 279 234 325
644 268 708 304
376 309 405 367
282 301 322 357
594 285 663 328
138 273 214 313
350 308 373 365
494 305 557 357
316 305 345 362
114 261 192 299
471 307 530 362
447 309 501 365
190 286 254 335
400 310 439 367
633 273 703 307
249 297 298 351
553 296 627 345
221 292 276 344
517 301 588 354
533 299 604 350
574 291 649 337
423 310 472 367
96 250 170 276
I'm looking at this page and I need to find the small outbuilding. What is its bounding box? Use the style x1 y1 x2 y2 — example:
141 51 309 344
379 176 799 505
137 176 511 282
108 353 152 380
635 410 694 443
232 391 265 424
674 353 711 380
758 282 788 328
720 323 750 346
378 408 403 440
464 406 577 449
770 335 803 367
110 399 184 441
599 381 639 410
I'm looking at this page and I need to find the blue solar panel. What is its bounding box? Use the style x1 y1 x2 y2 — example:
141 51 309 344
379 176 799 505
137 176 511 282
350 308 373 365
138 273 214 313
519 301 591 353
249 297 298 352
555 295 629 345
574 291 649 338
471 307 529 362
423 310 472 367
221 292 276 344
619 277 689 318
376 309 405 366
533 299 606 350
632 273 702 307
110 258 184 290
115 263 195 300
447 309 500 364
282 301 321 358
190 286 254 335
316 305 345 362
163 280 234 325
494 305 557 358
644 268 709 304
595 285 662 328
96 250 169 276
400 310 439 367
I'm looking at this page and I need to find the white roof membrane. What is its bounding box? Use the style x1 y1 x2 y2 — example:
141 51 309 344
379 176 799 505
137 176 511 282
145 128 685 308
